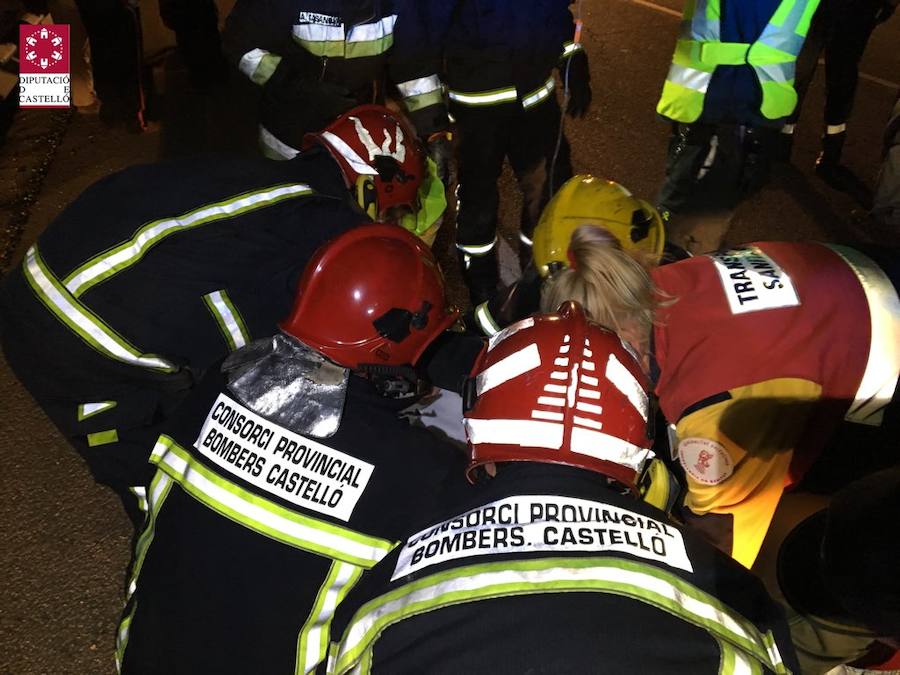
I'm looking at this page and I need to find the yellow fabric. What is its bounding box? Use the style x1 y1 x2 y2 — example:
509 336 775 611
677 378 823 568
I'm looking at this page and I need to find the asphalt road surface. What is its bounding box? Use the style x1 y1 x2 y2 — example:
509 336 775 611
1 1 898 672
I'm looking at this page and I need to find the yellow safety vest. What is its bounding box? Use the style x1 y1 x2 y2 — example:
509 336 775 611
657 0 821 122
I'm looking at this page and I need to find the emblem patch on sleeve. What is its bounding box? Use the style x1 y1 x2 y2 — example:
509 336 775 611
678 437 734 485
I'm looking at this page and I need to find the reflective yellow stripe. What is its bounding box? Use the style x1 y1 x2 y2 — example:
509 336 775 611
239 49 282 85
474 302 501 337
296 560 364 674
77 400 117 421
455 237 497 256
448 86 517 106
87 429 118 446
826 244 900 426
522 76 557 110
202 289 250 352
333 557 790 674
151 436 394 566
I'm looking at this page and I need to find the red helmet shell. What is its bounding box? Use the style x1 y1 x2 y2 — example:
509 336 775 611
280 224 458 369
305 104 425 219
464 302 653 491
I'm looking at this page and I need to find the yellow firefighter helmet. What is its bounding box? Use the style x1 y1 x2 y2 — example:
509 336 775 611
533 175 665 277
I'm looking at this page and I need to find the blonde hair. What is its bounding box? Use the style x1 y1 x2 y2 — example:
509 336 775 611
540 225 659 352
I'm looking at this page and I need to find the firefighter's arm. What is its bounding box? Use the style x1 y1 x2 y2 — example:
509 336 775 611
676 378 821 568
223 0 298 86
388 0 449 137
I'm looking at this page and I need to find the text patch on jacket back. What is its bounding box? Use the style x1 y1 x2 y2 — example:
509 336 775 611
194 393 373 521
709 247 800 314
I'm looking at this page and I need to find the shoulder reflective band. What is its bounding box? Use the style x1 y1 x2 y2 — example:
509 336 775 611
293 15 397 59
24 245 177 372
151 436 394 566
296 560 364 674
77 400 117 421
474 302 501 337
522 76 557 110
448 86 517 107
332 557 790 674
63 183 314 297
238 48 282 85
826 244 900 426
203 290 250 352
117 470 175 672
87 429 118 447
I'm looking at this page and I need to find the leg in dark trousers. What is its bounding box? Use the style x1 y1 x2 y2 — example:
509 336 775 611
74 0 145 129
453 106 509 305
507 97 573 255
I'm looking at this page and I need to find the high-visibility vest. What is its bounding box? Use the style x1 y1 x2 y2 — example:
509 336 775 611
656 0 821 123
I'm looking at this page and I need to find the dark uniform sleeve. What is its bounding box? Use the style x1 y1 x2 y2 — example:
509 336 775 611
388 0 449 136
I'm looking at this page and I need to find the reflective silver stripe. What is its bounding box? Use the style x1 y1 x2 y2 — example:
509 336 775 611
753 62 792 84
826 123 847 135
128 486 148 515
203 290 249 351
65 183 313 295
333 558 789 674
238 48 281 84
667 63 713 93
319 130 377 175
474 302 501 337
238 48 267 79
522 76 556 109
448 87 517 106
296 560 364 673
396 75 442 99
561 41 583 58
77 400 116 420
347 15 397 43
456 238 496 256
259 125 300 160
519 232 533 246
24 246 177 371
293 21 345 43
152 437 393 565
827 244 900 426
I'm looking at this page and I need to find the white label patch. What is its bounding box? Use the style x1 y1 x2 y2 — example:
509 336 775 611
194 393 374 521
297 11 342 26
391 494 693 580
678 437 734 485
709 247 800 314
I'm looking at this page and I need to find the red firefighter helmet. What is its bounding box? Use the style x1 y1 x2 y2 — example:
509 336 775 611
280 224 459 369
463 302 653 492
304 104 426 221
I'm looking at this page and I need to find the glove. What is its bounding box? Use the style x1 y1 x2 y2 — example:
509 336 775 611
426 132 455 187
562 49 592 119
874 0 896 23
261 60 356 148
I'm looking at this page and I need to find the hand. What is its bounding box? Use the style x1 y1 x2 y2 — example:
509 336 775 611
563 49 592 119
427 132 455 187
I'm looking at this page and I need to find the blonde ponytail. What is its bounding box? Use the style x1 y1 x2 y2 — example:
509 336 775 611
540 225 659 352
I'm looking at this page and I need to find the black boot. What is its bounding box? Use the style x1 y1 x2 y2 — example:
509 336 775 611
815 130 846 180
457 249 499 307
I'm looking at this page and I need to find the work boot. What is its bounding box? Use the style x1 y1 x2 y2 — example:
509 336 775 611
815 130 847 181
457 249 499 307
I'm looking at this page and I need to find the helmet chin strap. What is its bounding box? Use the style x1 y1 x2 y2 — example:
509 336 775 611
357 363 428 399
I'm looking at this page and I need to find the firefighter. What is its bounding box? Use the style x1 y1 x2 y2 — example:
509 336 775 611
0 105 438 524
655 0 822 221
540 227 900 569
115 225 466 674
779 0 898 180
326 303 798 674
425 0 592 305
222 0 451 174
